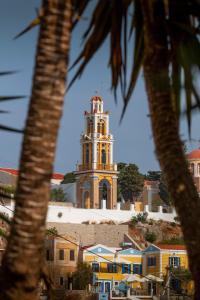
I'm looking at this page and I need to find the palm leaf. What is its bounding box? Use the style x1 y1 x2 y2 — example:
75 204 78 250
14 7 43 40
0 71 18 76
121 0 143 120
68 0 111 91
72 0 90 29
0 125 24 134
0 212 11 225
0 96 25 102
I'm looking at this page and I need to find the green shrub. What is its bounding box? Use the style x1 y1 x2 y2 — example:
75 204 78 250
161 237 184 245
131 212 148 225
145 231 157 243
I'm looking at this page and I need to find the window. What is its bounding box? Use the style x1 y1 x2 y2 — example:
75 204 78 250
190 163 194 175
86 144 89 164
133 264 142 275
59 277 64 286
59 249 64 260
92 263 99 272
101 149 106 164
107 263 117 273
147 256 156 266
169 256 180 268
70 250 75 261
46 249 50 261
122 264 131 274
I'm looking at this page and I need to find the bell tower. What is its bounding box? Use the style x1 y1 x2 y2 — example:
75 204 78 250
75 96 118 209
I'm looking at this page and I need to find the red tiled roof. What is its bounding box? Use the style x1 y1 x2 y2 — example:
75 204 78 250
144 180 159 187
155 244 186 251
52 173 64 180
0 168 64 180
187 148 200 160
0 168 18 176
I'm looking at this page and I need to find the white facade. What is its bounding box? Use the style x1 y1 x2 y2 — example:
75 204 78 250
1 201 177 224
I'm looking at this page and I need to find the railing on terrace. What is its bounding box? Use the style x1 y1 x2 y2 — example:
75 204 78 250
77 163 117 171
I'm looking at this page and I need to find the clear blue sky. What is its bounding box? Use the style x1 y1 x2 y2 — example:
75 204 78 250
0 0 199 175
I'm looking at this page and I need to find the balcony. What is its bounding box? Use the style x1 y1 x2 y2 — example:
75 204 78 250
76 163 117 172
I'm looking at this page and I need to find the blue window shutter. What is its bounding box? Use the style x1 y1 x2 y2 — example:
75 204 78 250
122 264 124 273
128 264 131 274
140 264 142 274
133 264 136 273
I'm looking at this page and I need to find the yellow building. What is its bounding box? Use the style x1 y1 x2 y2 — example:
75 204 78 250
143 244 193 295
45 235 79 289
75 96 118 209
83 244 143 293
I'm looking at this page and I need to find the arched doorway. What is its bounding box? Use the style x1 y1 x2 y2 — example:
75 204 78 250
83 191 90 208
99 179 111 209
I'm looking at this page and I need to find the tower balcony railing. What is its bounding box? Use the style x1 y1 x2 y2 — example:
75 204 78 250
76 163 117 171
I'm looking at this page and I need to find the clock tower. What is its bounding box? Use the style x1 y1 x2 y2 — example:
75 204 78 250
75 96 118 209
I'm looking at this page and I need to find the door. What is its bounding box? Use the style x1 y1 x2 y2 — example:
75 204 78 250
105 281 111 293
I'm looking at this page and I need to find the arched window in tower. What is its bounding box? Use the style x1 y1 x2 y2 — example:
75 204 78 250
97 121 101 134
86 144 89 164
89 119 93 134
102 183 108 200
101 120 105 135
190 163 195 175
102 148 106 165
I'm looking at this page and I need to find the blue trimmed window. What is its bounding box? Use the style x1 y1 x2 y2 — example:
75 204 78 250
122 264 131 274
147 256 156 266
92 263 99 272
107 263 117 273
133 264 142 275
169 257 180 268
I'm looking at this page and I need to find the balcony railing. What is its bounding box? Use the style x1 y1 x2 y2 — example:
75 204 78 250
77 163 117 171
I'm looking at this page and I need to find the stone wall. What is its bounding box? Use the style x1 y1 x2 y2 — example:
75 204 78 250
46 223 129 247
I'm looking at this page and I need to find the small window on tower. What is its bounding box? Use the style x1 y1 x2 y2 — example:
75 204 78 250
102 149 106 164
86 144 89 164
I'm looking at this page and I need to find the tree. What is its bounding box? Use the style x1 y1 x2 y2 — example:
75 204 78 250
70 1 200 297
145 171 161 181
50 187 68 202
62 172 76 184
73 262 92 290
0 1 74 299
117 162 144 202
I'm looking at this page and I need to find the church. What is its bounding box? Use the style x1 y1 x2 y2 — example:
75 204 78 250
75 96 118 209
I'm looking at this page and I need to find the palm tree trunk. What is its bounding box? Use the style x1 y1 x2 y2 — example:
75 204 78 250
141 1 200 298
0 1 72 299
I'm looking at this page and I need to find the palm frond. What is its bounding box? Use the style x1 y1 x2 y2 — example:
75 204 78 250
0 110 9 114
121 0 143 120
68 0 111 91
0 96 25 102
168 0 200 133
0 71 18 76
69 0 200 129
72 0 90 29
14 7 43 40
0 212 11 225
0 125 24 134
